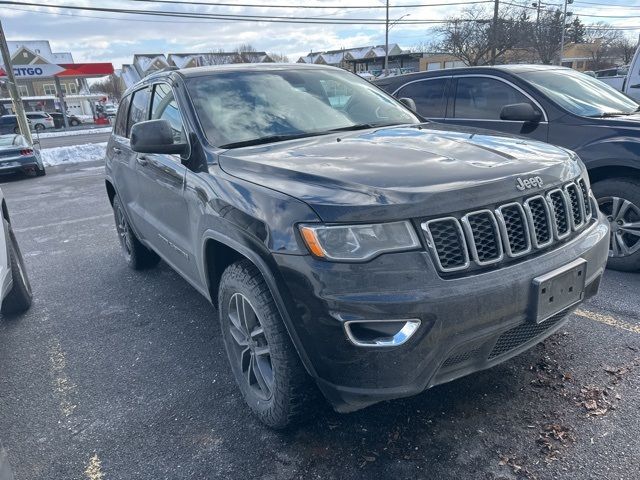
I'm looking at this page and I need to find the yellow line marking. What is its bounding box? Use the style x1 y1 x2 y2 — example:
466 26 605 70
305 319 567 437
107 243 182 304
49 340 77 417
85 453 104 480
574 309 640 335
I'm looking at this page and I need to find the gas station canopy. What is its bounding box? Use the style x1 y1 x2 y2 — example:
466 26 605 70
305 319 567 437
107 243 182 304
0 62 113 79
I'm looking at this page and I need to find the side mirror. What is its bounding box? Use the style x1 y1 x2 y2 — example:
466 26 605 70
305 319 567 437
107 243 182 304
398 97 417 111
500 103 542 123
130 119 187 155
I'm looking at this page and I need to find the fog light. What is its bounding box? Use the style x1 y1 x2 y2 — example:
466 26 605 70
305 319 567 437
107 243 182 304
344 319 420 347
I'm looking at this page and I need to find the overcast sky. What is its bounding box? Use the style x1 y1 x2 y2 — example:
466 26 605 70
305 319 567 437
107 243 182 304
3 0 640 68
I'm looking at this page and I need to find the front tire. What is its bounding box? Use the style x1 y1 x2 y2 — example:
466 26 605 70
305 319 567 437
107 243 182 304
34 124 45 131
1 220 32 316
218 259 317 429
592 177 640 272
112 196 160 270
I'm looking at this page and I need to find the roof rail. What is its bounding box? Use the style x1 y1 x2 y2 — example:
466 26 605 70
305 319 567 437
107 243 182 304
144 66 180 79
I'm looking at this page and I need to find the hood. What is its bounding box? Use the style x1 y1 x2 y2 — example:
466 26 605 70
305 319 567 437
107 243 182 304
218 123 583 222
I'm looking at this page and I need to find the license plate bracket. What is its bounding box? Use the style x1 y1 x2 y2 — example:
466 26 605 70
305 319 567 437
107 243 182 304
531 258 587 324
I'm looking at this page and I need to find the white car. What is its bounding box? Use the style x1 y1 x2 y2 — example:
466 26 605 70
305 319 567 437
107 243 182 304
25 112 55 131
0 188 32 315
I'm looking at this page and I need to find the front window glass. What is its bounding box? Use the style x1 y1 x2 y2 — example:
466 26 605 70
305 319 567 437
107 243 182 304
454 77 536 120
127 87 150 136
520 69 639 117
397 78 449 118
151 83 186 144
186 68 419 147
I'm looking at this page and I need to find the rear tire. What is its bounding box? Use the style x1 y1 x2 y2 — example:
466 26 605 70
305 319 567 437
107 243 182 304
34 124 45 131
112 195 160 270
70 120 79 127
218 259 318 429
35 167 46 177
592 177 640 272
1 220 32 316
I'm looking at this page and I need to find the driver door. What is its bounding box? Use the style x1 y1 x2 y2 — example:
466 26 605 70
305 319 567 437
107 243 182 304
135 82 194 278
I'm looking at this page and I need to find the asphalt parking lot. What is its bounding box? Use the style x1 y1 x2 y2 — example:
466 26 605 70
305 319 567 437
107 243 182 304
0 162 639 480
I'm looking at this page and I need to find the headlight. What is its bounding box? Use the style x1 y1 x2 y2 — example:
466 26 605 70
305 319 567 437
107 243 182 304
299 221 420 261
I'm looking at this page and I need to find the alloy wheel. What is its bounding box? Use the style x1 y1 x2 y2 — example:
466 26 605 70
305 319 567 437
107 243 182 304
598 196 640 258
227 292 274 401
114 206 133 261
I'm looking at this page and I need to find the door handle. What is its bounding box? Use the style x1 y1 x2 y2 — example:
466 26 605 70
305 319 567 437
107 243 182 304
630 84 640 89
136 155 149 166
112 147 121 154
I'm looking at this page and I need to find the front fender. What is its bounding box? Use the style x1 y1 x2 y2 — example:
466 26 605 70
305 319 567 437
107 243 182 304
576 136 640 171
200 227 318 378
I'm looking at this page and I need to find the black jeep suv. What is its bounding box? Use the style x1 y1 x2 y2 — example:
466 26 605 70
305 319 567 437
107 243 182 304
105 64 609 428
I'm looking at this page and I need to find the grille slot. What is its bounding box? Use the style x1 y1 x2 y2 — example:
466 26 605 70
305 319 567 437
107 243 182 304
422 180 592 274
442 347 482 368
547 189 571 239
578 179 592 219
524 196 553 247
423 218 469 272
463 210 503 264
497 203 531 257
565 183 585 229
488 311 568 359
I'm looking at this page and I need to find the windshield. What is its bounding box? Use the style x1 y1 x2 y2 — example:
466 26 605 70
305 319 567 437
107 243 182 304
519 69 639 117
186 68 420 147
0 135 18 147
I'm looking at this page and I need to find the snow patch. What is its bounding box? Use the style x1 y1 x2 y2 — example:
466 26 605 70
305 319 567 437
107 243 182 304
41 142 106 167
36 127 112 139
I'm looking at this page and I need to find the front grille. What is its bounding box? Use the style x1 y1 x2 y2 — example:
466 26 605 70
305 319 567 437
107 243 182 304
488 311 567 359
578 179 592 218
463 211 502 264
441 347 482 368
422 179 592 274
424 218 469 271
548 189 570 238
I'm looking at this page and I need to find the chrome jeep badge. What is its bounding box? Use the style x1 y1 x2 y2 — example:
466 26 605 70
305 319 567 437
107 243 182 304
516 176 544 191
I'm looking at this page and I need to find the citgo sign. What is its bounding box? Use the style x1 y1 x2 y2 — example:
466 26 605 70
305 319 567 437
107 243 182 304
0 64 65 79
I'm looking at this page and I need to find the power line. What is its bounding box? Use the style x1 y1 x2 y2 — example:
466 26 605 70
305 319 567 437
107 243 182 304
122 0 493 9
0 1 480 24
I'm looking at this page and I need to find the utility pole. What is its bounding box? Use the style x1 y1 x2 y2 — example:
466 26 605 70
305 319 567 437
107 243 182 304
490 0 499 65
558 0 573 66
0 19 32 143
384 0 389 75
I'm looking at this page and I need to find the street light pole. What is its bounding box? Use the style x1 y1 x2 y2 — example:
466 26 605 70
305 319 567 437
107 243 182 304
490 0 499 65
558 0 573 66
384 0 389 75
0 19 32 143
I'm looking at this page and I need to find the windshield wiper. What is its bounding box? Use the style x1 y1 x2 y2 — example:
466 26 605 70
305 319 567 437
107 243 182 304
219 132 325 149
589 111 634 118
327 122 403 133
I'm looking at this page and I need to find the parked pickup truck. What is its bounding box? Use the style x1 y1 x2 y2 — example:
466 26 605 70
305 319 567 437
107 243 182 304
105 64 609 428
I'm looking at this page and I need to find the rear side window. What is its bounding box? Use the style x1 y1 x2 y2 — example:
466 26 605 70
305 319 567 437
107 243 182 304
453 77 534 120
114 95 131 137
127 87 150 136
396 78 449 118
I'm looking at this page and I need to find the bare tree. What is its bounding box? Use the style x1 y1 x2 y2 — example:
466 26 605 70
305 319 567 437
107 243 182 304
89 75 123 100
531 9 564 64
584 22 625 70
199 48 236 66
611 35 637 65
235 43 261 63
269 53 290 63
432 5 530 66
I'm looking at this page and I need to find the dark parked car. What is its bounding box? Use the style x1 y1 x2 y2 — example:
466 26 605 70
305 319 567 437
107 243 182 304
375 65 640 271
0 115 31 135
0 134 46 176
105 64 608 428
49 112 82 128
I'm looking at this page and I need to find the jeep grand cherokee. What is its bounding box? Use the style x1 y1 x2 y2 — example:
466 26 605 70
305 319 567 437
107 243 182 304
104 64 609 429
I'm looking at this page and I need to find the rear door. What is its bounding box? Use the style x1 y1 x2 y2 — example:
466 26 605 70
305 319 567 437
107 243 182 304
446 75 549 142
134 82 193 277
392 76 451 121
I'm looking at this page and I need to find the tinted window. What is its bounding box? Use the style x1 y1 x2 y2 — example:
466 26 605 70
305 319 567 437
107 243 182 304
150 83 186 144
127 87 150 136
454 77 535 120
114 95 131 137
396 78 448 118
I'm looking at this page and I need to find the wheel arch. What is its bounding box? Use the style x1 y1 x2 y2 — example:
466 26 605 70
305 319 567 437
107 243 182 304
201 229 317 378
105 179 116 206
588 163 640 184
1 200 10 224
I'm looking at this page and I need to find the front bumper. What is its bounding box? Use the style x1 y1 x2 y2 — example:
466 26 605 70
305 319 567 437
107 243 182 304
273 214 610 412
